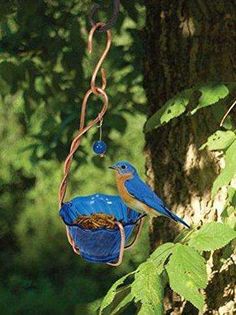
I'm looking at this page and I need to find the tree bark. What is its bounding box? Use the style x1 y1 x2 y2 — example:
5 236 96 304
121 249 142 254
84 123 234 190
143 1 236 314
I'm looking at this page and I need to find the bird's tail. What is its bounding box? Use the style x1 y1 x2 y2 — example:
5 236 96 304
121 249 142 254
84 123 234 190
164 207 190 228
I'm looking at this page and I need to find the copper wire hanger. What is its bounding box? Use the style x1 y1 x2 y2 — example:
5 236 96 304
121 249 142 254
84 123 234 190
58 23 111 208
59 3 144 267
89 0 120 32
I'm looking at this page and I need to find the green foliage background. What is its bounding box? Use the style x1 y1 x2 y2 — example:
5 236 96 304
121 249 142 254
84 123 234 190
0 1 148 314
1 1 235 314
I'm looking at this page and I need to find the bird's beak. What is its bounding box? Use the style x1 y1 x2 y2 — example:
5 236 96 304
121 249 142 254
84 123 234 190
109 166 116 170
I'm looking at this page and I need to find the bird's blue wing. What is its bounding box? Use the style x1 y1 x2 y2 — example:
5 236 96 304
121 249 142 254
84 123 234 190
125 175 190 228
125 175 166 213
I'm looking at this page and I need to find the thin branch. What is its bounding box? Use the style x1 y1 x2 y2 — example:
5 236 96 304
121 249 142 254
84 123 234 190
220 99 236 127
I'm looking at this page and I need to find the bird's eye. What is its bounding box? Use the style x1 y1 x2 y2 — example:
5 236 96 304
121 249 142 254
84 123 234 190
121 165 126 169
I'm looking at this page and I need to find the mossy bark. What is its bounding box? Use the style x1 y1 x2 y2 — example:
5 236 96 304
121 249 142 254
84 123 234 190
143 1 236 314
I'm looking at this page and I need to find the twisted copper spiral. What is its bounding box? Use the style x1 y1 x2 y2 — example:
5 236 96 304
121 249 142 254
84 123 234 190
58 23 111 207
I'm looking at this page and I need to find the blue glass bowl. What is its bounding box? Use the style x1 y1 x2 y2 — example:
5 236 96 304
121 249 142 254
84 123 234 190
59 194 141 264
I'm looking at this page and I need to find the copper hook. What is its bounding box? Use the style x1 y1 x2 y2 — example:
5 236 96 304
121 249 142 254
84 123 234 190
58 23 111 207
107 221 125 267
88 22 112 95
58 88 109 207
89 0 120 32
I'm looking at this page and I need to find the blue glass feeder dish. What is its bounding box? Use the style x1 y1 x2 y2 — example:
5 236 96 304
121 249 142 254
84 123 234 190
59 194 141 264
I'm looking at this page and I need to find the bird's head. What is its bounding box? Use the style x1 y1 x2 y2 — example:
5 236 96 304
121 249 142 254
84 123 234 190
109 161 137 175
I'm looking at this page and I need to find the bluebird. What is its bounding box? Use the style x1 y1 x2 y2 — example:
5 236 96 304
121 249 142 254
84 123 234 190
109 161 190 228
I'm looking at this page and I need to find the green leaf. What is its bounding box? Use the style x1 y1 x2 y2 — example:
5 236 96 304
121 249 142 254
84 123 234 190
212 140 236 196
144 83 232 133
200 130 236 151
166 244 207 311
225 187 236 207
188 222 236 251
138 303 161 315
131 261 164 315
144 89 192 132
150 242 175 272
87 298 103 315
222 188 236 229
222 206 236 230
100 272 134 314
109 286 133 315
190 83 229 115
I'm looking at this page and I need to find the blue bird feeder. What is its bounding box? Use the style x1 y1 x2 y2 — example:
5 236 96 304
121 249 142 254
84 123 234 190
59 194 143 266
58 23 146 266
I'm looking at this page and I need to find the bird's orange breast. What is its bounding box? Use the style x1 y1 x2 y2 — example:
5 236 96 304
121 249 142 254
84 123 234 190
115 172 134 205
115 172 154 214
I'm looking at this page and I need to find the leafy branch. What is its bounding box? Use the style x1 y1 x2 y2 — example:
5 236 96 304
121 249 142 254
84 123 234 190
100 82 236 314
200 129 236 197
144 82 236 133
100 223 236 314
200 128 236 228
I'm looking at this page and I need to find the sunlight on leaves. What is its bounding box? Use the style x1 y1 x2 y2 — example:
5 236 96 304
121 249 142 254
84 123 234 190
100 243 174 314
212 140 236 196
166 244 207 311
188 222 236 251
190 83 229 115
109 289 133 315
131 261 164 315
150 242 175 272
99 272 134 314
144 89 192 132
145 82 234 133
221 206 236 230
200 130 236 151
221 188 236 229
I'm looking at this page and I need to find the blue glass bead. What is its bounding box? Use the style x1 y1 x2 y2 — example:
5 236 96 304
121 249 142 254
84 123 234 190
93 141 107 155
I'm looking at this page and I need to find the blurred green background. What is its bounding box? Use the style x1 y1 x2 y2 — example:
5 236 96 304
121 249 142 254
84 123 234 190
0 1 148 314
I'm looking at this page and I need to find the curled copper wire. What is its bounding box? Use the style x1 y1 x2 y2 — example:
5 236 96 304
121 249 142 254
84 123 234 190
88 22 112 95
58 88 108 206
58 24 111 207
89 0 120 32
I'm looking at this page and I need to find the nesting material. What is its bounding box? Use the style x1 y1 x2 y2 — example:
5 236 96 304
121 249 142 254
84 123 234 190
74 213 116 229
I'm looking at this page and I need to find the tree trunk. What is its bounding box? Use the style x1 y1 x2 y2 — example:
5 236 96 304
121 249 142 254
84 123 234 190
143 1 236 314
